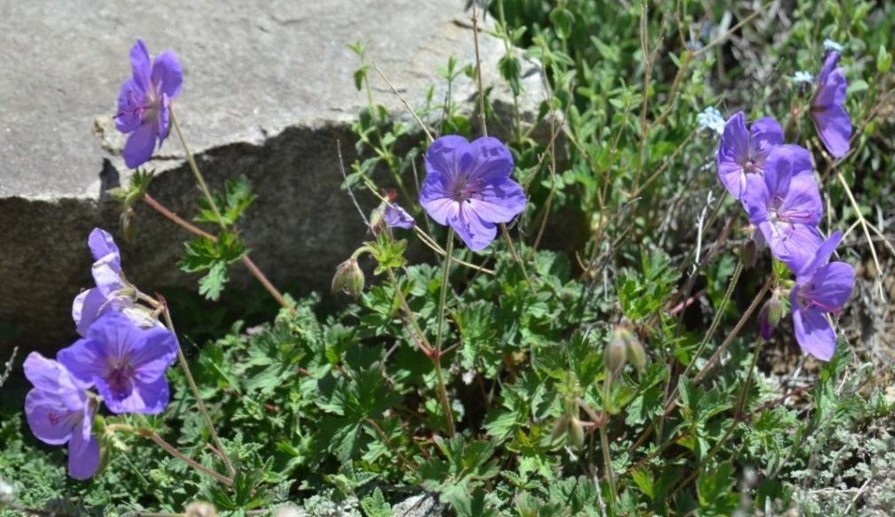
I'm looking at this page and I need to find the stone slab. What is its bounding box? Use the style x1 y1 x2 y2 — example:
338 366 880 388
0 0 545 356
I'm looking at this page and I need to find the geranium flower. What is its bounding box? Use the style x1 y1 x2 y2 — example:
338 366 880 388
420 135 527 251
73 228 159 336
23 353 99 480
58 312 177 415
742 145 823 272
717 112 784 199
790 231 854 360
115 40 183 168
384 203 415 230
810 50 851 159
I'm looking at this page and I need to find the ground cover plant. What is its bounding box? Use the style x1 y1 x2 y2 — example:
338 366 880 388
2 0 895 515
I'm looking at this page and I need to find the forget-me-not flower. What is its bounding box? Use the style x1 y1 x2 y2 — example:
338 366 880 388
697 106 725 135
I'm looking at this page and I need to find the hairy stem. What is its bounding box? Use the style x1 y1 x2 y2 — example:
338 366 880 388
434 228 456 435
144 430 233 486
161 307 236 478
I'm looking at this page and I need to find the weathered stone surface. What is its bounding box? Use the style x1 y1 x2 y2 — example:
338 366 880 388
0 0 545 357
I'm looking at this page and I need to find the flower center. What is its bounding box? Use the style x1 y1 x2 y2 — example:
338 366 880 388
451 175 480 204
107 360 136 399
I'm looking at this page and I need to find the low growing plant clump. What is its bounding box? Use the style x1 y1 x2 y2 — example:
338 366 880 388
2 1 895 516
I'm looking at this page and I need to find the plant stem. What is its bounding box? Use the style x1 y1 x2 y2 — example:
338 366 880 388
160 307 237 478
599 378 618 512
434 228 456 436
501 225 530 282
386 269 434 357
599 425 618 512
142 193 215 240
144 430 233 486
433 357 456 436
169 108 226 230
435 229 454 353
141 194 296 315
470 1 488 137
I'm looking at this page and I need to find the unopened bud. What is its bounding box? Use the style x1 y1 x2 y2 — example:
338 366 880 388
369 204 387 236
604 331 628 373
567 417 585 449
626 337 648 373
331 258 365 297
120 206 137 244
551 414 570 443
741 238 758 269
758 296 783 340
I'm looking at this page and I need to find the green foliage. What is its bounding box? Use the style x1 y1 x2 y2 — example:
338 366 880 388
179 232 248 301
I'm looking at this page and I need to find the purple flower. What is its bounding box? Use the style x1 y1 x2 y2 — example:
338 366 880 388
23 353 99 480
73 228 131 335
59 312 178 415
115 40 183 169
742 145 824 272
384 203 415 230
420 135 527 251
810 51 852 159
717 112 784 199
73 228 160 336
790 231 854 360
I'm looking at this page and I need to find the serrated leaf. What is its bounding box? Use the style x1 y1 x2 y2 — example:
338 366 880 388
198 261 229 301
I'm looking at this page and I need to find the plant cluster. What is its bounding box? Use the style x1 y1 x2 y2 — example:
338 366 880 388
2 1 894 516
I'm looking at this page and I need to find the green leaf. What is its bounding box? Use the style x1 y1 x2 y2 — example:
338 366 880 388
549 7 575 41
198 261 229 301
877 44 892 73
360 488 391 517
195 177 256 226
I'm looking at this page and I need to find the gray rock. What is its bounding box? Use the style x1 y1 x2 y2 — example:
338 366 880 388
0 0 545 357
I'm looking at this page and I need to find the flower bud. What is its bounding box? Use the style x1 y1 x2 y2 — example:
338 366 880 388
758 296 783 340
331 258 365 297
551 414 570 443
741 237 758 269
626 336 648 373
120 206 137 244
604 331 628 373
567 417 585 449
368 204 387 236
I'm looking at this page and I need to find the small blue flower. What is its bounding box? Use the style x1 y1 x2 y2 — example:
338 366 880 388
823 39 844 53
792 71 814 84
697 107 725 135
